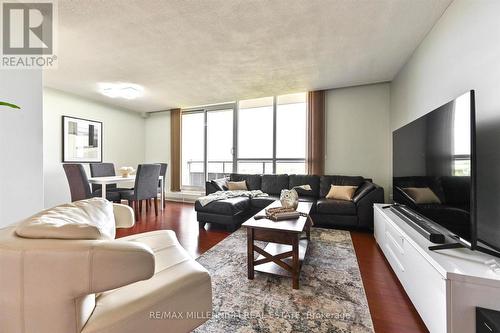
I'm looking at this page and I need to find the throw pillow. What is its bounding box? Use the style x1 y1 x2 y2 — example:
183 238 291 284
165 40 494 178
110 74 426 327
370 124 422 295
326 185 358 201
16 198 116 240
226 180 248 191
211 178 228 191
402 187 441 204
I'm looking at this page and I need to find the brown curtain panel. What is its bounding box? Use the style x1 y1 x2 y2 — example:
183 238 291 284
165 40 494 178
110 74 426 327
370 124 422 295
307 91 325 175
170 108 181 192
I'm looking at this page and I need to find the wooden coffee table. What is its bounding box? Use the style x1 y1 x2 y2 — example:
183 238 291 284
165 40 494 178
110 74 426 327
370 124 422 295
242 200 313 289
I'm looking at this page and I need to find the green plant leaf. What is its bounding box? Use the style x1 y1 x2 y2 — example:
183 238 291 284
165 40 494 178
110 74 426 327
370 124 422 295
0 101 21 109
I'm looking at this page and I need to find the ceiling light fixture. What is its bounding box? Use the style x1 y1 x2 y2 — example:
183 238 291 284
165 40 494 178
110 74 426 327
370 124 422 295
98 83 144 100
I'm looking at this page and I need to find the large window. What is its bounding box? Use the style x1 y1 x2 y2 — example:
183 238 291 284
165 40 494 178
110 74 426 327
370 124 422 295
181 111 205 188
276 93 307 174
180 93 307 190
237 93 307 174
181 105 235 189
237 97 274 174
207 109 234 180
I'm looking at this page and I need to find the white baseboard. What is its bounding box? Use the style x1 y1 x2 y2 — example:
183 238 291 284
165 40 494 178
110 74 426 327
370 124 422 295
165 191 203 203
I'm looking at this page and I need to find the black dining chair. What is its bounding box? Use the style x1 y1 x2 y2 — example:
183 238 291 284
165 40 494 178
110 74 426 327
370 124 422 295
63 164 121 202
89 162 131 193
158 163 168 208
120 164 161 220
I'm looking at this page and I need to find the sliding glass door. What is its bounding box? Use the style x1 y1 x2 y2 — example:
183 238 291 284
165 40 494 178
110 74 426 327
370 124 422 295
181 105 235 190
181 111 205 189
207 108 234 181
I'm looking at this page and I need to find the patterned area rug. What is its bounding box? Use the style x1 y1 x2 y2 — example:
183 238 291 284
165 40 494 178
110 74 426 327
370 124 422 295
194 228 374 333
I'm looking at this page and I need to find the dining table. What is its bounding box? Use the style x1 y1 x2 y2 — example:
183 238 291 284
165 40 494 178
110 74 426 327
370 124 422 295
88 175 165 211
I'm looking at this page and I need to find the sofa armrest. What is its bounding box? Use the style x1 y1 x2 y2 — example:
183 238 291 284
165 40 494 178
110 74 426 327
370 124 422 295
393 186 417 207
89 240 155 293
355 185 385 230
205 181 220 195
113 203 135 229
353 181 376 203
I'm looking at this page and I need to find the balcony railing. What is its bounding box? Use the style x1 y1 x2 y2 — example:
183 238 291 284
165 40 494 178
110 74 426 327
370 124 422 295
185 160 232 188
184 159 306 189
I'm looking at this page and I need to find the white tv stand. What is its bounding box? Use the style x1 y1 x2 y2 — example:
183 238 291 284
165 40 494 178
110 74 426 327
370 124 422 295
374 204 500 333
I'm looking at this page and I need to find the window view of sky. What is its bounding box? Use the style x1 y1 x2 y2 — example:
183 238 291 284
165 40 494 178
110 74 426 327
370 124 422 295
207 109 234 181
452 91 471 176
238 105 274 158
277 101 307 159
453 92 471 156
181 93 307 188
181 112 204 186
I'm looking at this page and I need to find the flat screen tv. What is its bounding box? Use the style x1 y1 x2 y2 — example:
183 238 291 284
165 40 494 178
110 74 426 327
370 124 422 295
392 90 499 257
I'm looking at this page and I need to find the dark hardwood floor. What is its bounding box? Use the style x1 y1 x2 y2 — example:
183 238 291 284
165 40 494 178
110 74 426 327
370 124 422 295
116 201 428 333
351 232 428 333
116 201 230 258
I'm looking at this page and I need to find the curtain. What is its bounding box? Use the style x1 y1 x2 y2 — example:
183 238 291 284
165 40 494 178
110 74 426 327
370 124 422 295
170 108 181 191
307 90 325 175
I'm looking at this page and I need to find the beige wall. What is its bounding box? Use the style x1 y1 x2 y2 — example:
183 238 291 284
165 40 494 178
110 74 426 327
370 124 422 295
391 0 500 130
0 70 44 227
325 83 391 201
43 88 146 207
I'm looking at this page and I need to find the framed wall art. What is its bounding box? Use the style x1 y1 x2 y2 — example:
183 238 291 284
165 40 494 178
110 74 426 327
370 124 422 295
62 116 102 163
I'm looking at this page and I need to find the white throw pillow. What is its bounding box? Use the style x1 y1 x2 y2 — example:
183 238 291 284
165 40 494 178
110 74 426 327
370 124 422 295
16 198 116 240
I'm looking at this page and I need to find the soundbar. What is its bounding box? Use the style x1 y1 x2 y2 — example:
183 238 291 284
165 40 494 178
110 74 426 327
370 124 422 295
390 205 446 244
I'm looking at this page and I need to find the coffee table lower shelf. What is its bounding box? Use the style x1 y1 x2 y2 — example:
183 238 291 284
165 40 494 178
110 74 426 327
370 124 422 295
243 200 314 289
254 239 309 278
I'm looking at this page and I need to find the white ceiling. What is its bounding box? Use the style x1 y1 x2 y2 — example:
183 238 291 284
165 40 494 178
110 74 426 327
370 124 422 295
44 0 452 112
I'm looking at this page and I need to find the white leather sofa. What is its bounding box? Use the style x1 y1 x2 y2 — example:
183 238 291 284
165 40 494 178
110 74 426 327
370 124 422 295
0 199 212 333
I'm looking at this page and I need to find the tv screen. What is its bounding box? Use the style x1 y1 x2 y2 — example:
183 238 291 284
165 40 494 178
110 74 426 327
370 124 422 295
392 91 475 243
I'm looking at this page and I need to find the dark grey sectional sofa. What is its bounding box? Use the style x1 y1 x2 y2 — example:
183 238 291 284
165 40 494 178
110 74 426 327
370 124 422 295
194 174 384 231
